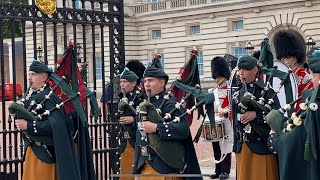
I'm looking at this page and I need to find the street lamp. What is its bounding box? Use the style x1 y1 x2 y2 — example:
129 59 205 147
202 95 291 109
76 43 82 62
305 36 316 54
37 46 43 62
245 41 254 55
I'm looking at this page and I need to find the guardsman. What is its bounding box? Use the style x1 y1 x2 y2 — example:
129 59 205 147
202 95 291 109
15 61 81 180
232 55 280 180
119 68 144 180
267 50 320 180
273 30 313 110
133 65 202 180
209 56 232 180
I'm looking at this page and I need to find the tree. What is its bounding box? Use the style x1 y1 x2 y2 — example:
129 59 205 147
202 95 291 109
2 0 28 39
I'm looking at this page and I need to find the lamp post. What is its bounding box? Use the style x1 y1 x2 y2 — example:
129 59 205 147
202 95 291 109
245 41 254 55
37 46 43 62
305 36 316 54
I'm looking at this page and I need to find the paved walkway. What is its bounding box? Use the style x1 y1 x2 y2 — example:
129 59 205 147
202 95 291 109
191 117 236 180
199 155 236 180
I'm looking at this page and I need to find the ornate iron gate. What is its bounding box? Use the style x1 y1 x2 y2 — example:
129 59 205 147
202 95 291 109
0 0 124 179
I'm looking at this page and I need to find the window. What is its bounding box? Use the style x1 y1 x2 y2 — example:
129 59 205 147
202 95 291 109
233 47 246 59
95 33 101 41
191 25 200 35
150 0 160 2
75 0 82 9
152 30 161 39
233 20 243 30
197 51 204 76
95 57 102 80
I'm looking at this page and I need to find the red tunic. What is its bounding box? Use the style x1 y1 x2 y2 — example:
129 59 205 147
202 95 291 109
293 67 313 111
212 82 231 123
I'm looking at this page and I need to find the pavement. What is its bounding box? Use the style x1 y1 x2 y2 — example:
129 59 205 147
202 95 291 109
199 155 236 180
191 116 236 180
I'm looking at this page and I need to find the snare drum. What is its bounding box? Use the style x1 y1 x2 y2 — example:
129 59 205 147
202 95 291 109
202 117 226 142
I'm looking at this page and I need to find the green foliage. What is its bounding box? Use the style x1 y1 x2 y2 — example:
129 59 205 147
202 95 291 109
2 0 28 39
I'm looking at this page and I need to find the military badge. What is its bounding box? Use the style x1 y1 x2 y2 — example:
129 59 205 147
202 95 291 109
35 0 57 15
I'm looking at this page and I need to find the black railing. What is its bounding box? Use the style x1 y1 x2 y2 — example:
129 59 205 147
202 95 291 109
0 0 124 179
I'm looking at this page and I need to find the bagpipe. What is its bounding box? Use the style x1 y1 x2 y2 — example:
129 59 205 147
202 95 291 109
8 85 80 146
135 50 216 172
266 91 314 133
118 88 140 117
138 90 186 173
230 39 298 140
117 87 143 140
8 42 100 147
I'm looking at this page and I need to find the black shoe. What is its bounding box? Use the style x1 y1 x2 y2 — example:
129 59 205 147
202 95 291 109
219 172 229 179
209 174 220 179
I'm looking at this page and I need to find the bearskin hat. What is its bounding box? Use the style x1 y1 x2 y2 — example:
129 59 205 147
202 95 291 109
273 30 305 64
211 56 231 79
125 60 146 84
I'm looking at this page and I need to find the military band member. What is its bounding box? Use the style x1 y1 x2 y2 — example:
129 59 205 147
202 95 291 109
267 50 320 180
232 55 280 180
15 61 81 180
119 68 144 180
273 30 313 110
209 57 231 180
100 60 146 112
133 66 202 180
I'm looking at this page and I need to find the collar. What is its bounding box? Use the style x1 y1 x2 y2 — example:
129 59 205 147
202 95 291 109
150 91 167 102
33 83 47 94
254 79 265 89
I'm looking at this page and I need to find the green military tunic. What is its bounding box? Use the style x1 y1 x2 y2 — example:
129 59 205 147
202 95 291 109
232 79 280 180
119 88 142 153
23 85 81 180
119 88 144 180
133 91 202 180
268 89 320 180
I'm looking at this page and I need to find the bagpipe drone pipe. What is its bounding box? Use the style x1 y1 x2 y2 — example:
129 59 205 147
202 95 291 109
157 49 202 126
134 49 215 172
138 84 215 173
266 90 314 133
8 42 99 168
234 38 298 140
117 87 142 138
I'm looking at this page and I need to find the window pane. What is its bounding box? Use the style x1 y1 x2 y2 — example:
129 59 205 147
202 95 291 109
197 51 204 76
233 20 243 30
95 57 102 80
233 48 246 59
191 25 200 34
75 0 81 9
152 30 161 38
95 33 100 41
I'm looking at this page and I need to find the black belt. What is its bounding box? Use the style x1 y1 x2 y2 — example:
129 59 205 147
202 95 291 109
25 138 53 158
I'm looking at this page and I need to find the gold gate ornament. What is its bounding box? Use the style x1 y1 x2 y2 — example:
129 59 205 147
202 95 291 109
35 0 57 15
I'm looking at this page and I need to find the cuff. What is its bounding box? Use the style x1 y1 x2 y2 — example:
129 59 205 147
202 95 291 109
156 123 172 139
26 121 38 135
